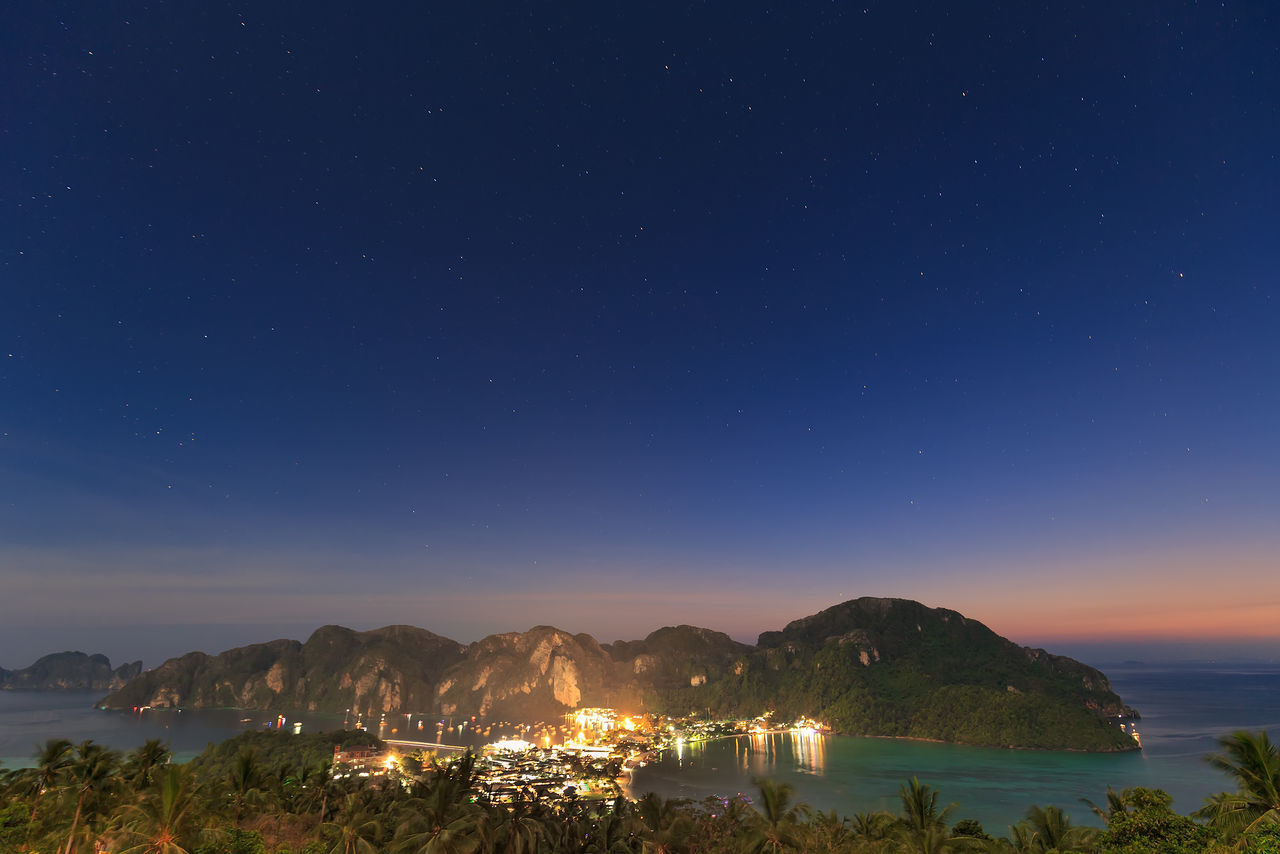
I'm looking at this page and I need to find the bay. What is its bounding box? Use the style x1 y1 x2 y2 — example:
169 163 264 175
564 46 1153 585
623 663 1280 831
2 662 1276 833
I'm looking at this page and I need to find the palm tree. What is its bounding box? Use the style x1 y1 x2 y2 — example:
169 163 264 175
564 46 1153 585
124 740 172 792
1005 822 1039 854
392 803 480 854
543 797 586 854
308 760 350 823
111 765 204 854
292 760 333 818
900 825 969 854
25 738 73 848
898 777 956 834
693 795 753 852
741 778 810 853
1080 786 1125 824
487 795 547 854
60 741 121 854
810 808 856 851
584 807 640 854
226 750 265 822
393 756 485 854
634 793 693 854
893 778 981 854
1200 729 1280 838
324 792 386 854
1015 804 1096 853
271 761 299 812
850 809 894 846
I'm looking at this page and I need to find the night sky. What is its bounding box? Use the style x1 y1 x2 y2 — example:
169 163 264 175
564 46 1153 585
3 2 1277 668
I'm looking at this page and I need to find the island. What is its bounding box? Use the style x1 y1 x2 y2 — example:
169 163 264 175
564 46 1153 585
1 651 142 692
97 597 1140 752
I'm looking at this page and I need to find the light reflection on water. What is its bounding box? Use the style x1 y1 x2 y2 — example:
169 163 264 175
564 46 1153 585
628 729 1155 830
738 731 826 776
627 664 1280 831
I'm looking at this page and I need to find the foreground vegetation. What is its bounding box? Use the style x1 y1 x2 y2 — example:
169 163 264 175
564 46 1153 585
2 729 1276 854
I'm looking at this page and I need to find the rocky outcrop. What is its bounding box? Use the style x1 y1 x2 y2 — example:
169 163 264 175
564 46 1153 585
435 627 627 720
100 626 466 717
606 625 751 692
0 652 142 692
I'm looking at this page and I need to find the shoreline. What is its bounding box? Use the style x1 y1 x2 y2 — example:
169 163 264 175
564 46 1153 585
639 726 1139 758
90 698 1142 756
857 733 1142 754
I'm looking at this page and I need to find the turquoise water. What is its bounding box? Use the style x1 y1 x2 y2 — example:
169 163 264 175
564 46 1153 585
2 663 1276 833
624 663 1280 831
624 728 1171 830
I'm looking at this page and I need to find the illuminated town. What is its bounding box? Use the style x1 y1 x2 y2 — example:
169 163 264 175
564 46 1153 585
331 708 830 804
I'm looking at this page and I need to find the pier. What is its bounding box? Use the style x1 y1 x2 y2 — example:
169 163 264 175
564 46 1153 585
384 738 468 752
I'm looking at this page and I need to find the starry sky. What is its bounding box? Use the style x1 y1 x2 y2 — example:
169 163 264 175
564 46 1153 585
3 2 1277 669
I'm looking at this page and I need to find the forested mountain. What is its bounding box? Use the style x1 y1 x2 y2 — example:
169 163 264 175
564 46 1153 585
98 598 1139 751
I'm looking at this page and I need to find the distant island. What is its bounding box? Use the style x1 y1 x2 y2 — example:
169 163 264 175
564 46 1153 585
97 597 1140 752
1 651 142 692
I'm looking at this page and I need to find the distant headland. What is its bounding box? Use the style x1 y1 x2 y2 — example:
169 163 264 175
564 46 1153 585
1 651 142 692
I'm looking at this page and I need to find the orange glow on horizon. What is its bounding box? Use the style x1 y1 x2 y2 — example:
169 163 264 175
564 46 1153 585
908 546 1280 646
990 600 1280 642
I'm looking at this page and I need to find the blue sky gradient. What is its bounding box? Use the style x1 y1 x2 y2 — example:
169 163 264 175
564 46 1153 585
2 2 1277 668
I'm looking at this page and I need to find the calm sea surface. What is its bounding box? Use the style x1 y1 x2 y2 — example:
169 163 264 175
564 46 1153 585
623 663 1280 830
2 664 1277 831
0 693 347 769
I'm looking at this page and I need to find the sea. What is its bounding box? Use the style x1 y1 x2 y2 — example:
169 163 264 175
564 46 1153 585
2 663 1277 832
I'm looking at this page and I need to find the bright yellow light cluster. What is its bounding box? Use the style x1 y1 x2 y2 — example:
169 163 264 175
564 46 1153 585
569 707 619 734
